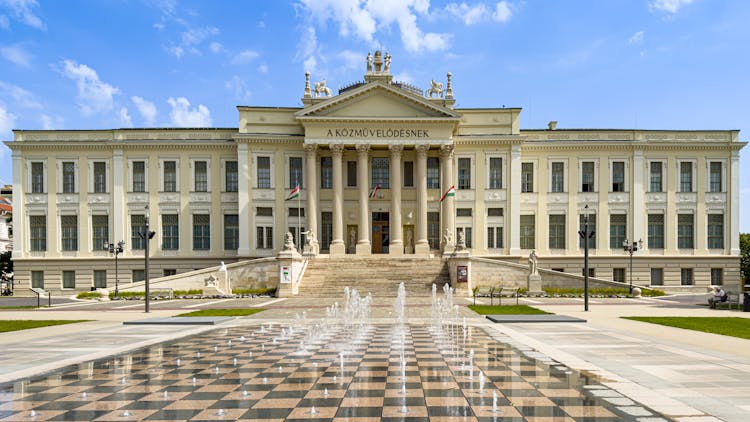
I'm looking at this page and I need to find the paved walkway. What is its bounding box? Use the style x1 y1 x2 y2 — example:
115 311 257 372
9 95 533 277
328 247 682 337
0 295 748 421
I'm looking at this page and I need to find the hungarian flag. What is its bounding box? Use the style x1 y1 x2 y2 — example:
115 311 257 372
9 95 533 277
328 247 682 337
369 183 381 199
439 185 455 202
286 184 300 200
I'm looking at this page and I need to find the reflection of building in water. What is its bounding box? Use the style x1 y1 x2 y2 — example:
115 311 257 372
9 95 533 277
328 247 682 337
5 51 745 294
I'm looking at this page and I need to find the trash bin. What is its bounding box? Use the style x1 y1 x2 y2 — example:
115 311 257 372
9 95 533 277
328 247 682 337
744 293 750 312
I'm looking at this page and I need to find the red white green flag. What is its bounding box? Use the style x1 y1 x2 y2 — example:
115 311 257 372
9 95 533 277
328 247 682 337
369 183 381 199
286 184 300 200
439 185 455 202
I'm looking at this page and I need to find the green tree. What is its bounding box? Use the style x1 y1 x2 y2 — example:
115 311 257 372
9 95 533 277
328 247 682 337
741 233 750 285
0 251 11 280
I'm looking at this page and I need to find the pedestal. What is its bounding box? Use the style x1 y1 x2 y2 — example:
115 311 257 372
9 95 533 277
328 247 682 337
527 274 542 296
329 241 346 256
277 249 304 297
447 252 471 296
356 242 372 255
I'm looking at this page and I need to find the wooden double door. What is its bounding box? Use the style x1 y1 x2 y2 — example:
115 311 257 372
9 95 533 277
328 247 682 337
371 212 389 254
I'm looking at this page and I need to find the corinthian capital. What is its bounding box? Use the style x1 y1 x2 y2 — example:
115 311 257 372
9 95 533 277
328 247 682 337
415 144 430 156
329 144 345 156
304 144 318 155
440 144 455 158
355 144 370 156
389 144 404 157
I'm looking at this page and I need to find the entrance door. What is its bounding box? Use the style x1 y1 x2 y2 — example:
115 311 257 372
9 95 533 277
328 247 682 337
371 212 390 254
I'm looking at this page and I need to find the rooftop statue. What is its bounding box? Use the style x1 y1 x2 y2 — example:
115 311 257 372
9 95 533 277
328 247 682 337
427 79 443 98
313 80 332 98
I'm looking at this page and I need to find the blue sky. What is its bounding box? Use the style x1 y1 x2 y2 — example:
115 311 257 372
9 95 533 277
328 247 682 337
0 0 748 230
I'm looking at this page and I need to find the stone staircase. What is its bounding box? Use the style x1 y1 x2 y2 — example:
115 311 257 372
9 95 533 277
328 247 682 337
297 256 449 297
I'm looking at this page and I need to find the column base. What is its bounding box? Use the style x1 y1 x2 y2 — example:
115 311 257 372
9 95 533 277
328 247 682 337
389 241 404 256
329 241 346 256
414 242 430 255
356 242 372 255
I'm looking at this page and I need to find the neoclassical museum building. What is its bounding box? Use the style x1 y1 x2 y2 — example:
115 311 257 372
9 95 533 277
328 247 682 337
6 52 745 294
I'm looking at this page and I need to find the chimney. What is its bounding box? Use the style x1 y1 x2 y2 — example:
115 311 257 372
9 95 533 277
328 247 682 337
548 121 558 130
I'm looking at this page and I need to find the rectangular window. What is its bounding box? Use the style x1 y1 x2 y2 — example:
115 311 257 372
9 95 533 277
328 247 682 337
131 215 145 250
521 162 534 193
403 161 414 187
93 162 106 193
30 215 46 251
548 215 566 249
163 269 177 277
31 271 44 289
709 162 722 192
256 207 273 217
347 161 357 187
551 162 564 193
612 268 625 283
679 161 692 192
579 214 597 249
92 215 109 251
163 161 177 192
650 268 663 286
162 214 179 250
132 161 145 192
457 158 471 189
288 207 305 217
288 157 303 189
609 214 626 249
427 212 440 249
192 214 211 250
94 270 107 288
427 157 440 189
581 161 595 192
31 162 44 193
256 226 273 249
132 269 145 283
456 208 472 217
320 157 333 189
61 215 78 251
612 161 625 192
520 215 535 249
487 208 503 217
707 214 724 249
62 161 75 193
677 214 694 249
650 162 663 192
456 227 472 248
194 161 208 192
224 214 239 250
711 268 723 286
225 160 238 192
321 211 332 252
489 157 502 189
582 268 596 278
371 157 390 188
680 268 693 286
648 214 664 249
487 226 504 249
62 271 75 289
257 156 271 189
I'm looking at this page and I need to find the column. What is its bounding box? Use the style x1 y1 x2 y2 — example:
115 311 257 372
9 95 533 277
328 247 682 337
730 150 740 255
330 144 346 255
415 144 430 255
440 144 455 252
509 144 522 255
237 143 251 256
304 144 319 254
389 144 404 255
112 149 125 255
11 150 23 259
356 144 371 255
632 149 644 250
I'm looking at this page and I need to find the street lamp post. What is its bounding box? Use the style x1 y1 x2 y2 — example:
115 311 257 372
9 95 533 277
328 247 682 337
623 238 642 294
103 240 125 299
139 207 155 313
578 204 595 311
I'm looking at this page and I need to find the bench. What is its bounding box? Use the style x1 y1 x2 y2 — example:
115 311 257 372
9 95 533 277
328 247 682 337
496 287 519 305
473 286 494 305
712 292 741 310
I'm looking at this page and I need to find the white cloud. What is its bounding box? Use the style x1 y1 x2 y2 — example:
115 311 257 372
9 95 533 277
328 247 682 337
58 59 120 117
119 107 133 127
493 1 512 23
0 103 16 137
131 96 158 126
0 80 41 108
257 63 268 74
0 0 45 30
231 49 259 64
167 97 211 127
445 3 488 26
649 0 694 14
209 41 223 53
297 26 320 73
40 114 63 130
0 14 9 29
0 44 31 67
337 50 361 70
225 76 252 102
181 26 218 46
629 30 644 44
394 71 414 84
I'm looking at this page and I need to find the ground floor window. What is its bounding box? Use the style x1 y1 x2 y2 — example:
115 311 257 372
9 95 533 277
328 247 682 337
321 212 333 252
612 268 625 283
163 269 177 277
680 268 693 285
456 227 472 248
132 269 145 283
94 270 107 288
193 214 211 250
62 271 76 289
650 268 663 285
256 226 273 249
224 214 239 250
427 212 440 249
582 268 595 278
710 268 723 286
31 271 44 289
520 215 535 249
487 226 503 249
287 226 306 251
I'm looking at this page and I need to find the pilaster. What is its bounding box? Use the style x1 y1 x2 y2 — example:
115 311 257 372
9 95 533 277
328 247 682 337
730 150 740 255
11 150 23 259
237 143 251 256
632 148 645 251
509 144 521 255
112 149 125 255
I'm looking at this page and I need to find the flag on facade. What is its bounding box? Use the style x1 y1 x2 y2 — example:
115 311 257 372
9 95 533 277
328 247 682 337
286 184 300 200
369 183 381 199
439 185 455 202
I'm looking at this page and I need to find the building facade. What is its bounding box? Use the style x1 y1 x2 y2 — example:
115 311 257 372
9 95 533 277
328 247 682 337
6 52 746 293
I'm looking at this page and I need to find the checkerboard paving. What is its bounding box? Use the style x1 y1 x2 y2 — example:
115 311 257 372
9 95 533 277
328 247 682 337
0 323 670 421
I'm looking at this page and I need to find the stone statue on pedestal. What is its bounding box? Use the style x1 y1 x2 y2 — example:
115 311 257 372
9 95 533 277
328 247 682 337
528 250 538 276
366 52 373 72
282 232 295 252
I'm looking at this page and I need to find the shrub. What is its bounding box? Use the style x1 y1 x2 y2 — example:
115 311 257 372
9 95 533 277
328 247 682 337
174 289 203 296
542 287 664 297
76 292 101 300
232 287 277 296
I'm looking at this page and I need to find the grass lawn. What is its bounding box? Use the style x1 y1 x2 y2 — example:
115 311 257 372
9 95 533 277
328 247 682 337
623 317 750 340
176 309 265 317
468 305 551 315
0 320 91 333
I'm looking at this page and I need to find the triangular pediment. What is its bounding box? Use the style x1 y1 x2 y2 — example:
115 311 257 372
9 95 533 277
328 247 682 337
295 82 461 120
